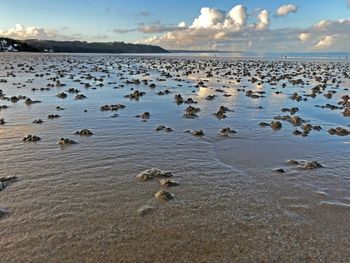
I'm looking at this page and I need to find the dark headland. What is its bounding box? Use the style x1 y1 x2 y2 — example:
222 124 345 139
0 37 169 53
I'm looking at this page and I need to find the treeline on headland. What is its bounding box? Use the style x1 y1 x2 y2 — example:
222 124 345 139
0 37 169 53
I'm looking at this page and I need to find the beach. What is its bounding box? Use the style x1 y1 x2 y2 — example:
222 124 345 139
1 53 350 262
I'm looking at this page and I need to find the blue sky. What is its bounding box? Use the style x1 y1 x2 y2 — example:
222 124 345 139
0 0 349 51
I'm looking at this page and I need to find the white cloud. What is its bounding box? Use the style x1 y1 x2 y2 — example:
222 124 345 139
315 35 336 49
119 4 249 42
191 7 225 29
137 11 350 52
256 10 269 30
224 5 248 29
315 20 332 29
189 5 248 31
0 24 88 41
136 5 273 51
296 19 350 51
178 22 187 28
298 32 310 42
276 4 298 17
138 22 183 33
0 24 57 39
313 19 350 32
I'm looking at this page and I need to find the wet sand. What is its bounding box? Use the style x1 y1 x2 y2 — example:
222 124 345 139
0 53 350 262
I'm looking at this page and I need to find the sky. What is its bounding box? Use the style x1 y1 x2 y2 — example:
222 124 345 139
0 0 350 52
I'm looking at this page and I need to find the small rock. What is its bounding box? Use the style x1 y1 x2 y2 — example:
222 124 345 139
0 175 18 183
313 125 322 131
56 92 67 99
136 205 155 216
33 119 44 124
74 129 93 136
160 179 179 187
328 127 349 136
48 114 61 119
155 125 166 131
24 98 41 105
164 127 173 132
192 129 204 136
270 121 282 129
218 127 237 136
0 207 9 218
154 125 173 132
100 104 125 111
259 122 270 127
57 138 77 145
154 190 174 202
135 112 150 120
274 168 286 173
289 116 304 126
174 94 184 104
0 176 18 191
136 168 173 181
75 94 87 100
287 160 300 165
293 130 303 136
304 161 323 170
22 135 41 142
184 106 200 118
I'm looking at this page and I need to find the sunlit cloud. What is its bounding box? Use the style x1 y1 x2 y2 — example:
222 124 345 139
138 21 185 33
256 10 269 30
298 32 310 42
276 4 298 17
0 24 57 39
0 24 84 41
315 35 336 49
191 7 226 29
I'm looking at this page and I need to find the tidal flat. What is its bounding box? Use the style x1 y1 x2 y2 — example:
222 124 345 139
0 53 350 262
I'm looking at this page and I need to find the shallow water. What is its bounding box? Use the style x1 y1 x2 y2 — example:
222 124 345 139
0 53 350 262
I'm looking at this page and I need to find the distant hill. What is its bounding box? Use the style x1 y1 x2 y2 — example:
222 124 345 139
0 38 168 53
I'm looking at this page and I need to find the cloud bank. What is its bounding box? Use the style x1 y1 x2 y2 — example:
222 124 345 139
135 4 350 52
0 24 57 39
0 24 81 41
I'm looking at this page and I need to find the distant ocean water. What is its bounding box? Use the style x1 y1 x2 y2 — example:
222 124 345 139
121 51 350 61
